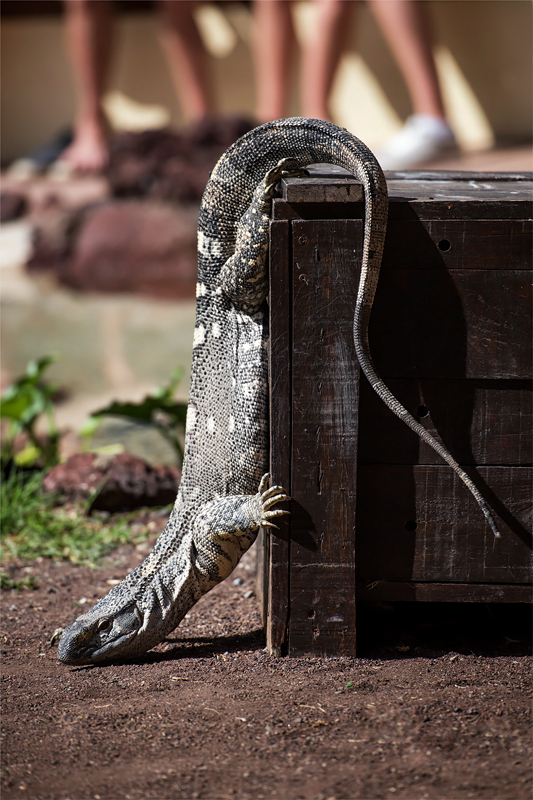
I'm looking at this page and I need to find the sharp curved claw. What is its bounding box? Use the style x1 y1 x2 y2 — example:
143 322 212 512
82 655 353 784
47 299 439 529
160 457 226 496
261 485 288 501
264 159 308 196
258 473 270 495
258 475 290 529
263 494 291 511
264 508 290 519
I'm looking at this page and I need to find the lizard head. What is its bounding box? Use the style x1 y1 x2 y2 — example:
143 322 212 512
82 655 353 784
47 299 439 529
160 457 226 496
57 598 143 665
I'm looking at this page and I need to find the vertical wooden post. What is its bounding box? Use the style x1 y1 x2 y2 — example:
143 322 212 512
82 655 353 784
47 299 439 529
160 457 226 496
266 219 292 655
266 215 363 656
288 219 362 656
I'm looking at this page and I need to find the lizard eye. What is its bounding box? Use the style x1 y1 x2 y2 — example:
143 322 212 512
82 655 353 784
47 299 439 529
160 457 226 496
97 618 113 634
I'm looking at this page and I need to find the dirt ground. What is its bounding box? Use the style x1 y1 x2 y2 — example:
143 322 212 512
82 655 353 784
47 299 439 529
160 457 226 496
1 532 531 800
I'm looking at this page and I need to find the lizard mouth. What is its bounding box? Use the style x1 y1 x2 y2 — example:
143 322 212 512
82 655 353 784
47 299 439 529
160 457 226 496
57 605 143 665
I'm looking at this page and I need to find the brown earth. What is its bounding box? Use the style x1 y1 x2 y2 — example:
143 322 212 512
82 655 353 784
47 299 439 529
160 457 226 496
1 534 531 800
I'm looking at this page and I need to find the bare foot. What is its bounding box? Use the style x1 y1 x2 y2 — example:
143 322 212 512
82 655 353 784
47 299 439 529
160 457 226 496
60 121 109 173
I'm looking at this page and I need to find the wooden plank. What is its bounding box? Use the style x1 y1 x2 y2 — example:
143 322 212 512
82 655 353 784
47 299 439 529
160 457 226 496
282 177 363 204
357 581 532 603
273 199 365 222
266 220 292 656
301 165 532 184
358 379 532 466
273 199 532 222
288 219 361 656
369 268 532 379
385 176 533 204
356 466 532 584
385 171 532 183
274 167 533 221
383 220 532 270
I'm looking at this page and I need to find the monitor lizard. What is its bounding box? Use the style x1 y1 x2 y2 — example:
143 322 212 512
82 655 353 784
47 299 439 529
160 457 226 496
58 118 499 665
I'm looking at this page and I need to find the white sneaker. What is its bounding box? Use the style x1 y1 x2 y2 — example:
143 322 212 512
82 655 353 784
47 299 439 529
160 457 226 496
376 114 457 170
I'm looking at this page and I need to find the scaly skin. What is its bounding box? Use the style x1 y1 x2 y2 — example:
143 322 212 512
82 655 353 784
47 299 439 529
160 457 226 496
58 118 499 666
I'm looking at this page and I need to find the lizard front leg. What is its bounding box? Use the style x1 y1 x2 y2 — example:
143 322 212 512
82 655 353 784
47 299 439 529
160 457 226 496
217 159 308 312
193 474 290 584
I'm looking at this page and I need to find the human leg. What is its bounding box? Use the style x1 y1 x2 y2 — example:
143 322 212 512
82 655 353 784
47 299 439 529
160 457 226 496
369 0 456 168
369 0 445 119
157 0 213 122
61 0 114 172
253 0 296 123
300 0 353 121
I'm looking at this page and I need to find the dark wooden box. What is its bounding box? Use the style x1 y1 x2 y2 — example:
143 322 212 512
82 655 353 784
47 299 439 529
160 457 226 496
259 167 532 657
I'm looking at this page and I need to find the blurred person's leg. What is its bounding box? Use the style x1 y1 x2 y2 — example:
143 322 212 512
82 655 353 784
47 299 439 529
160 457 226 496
369 0 445 119
369 0 456 168
61 0 114 172
300 0 352 121
253 0 296 123
157 0 213 122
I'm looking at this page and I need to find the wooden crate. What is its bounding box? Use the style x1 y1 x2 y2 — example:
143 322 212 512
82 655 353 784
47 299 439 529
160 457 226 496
259 167 532 657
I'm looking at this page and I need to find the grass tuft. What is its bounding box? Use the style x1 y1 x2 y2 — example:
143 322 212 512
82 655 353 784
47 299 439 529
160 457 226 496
1 469 157 568
0 571 40 591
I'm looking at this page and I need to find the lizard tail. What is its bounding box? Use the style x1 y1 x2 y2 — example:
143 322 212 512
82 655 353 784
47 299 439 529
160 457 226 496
342 132 501 540
352 304 501 539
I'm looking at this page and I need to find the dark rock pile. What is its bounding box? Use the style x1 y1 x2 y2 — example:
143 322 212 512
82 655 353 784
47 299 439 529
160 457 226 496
0 191 28 222
106 115 255 204
43 452 180 513
27 115 255 298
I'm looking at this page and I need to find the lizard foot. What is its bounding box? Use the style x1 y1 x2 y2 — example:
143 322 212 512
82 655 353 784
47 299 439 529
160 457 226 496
258 473 291 529
264 158 309 199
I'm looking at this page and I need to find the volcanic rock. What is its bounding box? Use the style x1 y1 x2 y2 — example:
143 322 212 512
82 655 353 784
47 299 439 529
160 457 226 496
43 452 180 512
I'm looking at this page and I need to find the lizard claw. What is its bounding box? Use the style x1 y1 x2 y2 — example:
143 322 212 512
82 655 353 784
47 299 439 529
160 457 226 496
264 158 309 198
263 493 291 510
258 473 291 529
258 472 270 495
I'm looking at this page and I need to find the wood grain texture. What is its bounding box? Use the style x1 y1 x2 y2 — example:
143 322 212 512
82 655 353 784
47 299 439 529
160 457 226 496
288 219 362 655
274 171 532 222
267 171 532 656
356 581 532 603
358 379 532 466
383 220 532 270
369 268 531 379
356 466 532 584
282 176 363 204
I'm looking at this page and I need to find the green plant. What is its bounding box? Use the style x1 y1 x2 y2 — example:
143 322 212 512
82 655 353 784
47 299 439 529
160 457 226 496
83 368 188 465
0 356 60 468
0 469 152 567
0 571 39 591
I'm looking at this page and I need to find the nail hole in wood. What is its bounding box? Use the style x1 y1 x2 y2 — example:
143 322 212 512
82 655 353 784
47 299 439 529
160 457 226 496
405 520 418 532
438 239 451 252
417 405 430 418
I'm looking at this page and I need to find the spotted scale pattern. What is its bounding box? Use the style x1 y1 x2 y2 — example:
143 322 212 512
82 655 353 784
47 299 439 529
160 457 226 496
58 118 499 666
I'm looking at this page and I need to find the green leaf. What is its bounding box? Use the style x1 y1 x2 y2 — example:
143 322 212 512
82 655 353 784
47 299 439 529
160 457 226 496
25 355 58 383
1 384 44 424
153 367 184 400
80 415 103 439
13 445 42 466
85 368 187 465
91 397 188 426
0 356 61 468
